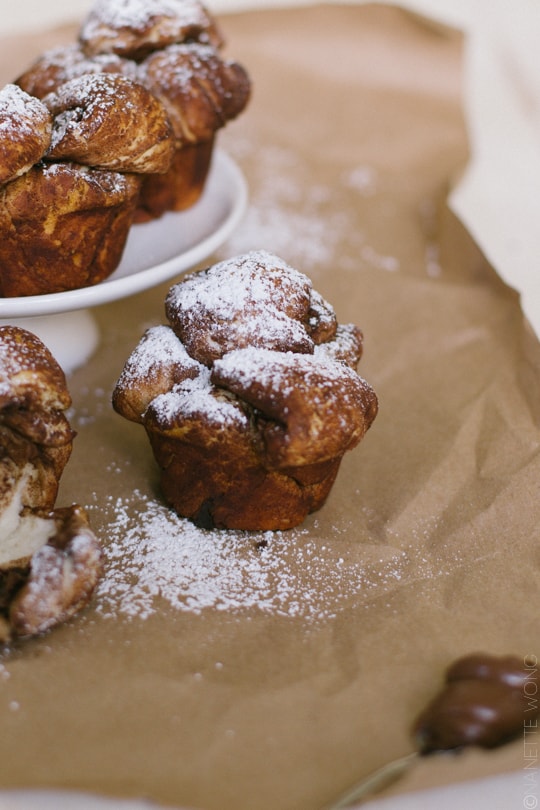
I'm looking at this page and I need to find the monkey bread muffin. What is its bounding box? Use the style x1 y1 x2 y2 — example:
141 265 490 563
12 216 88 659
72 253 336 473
113 251 378 530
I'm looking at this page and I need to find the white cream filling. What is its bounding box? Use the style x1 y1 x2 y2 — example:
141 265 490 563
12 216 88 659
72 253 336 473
0 466 56 567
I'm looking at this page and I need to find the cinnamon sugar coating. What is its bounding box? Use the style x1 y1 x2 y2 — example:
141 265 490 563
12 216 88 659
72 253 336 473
15 43 137 99
113 251 378 530
79 0 224 60
0 84 52 185
43 73 175 174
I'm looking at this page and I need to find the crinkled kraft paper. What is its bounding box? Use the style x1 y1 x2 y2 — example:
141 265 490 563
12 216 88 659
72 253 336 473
0 5 539 810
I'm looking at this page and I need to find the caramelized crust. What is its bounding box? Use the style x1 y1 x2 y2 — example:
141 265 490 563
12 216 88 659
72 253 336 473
138 43 251 145
16 43 137 99
43 73 175 174
0 84 52 185
0 162 141 297
79 0 224 60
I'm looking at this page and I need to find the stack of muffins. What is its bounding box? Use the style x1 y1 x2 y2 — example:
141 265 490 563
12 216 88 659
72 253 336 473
0 0 251 297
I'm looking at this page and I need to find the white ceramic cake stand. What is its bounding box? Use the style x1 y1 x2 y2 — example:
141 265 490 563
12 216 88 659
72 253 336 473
0 150 247 373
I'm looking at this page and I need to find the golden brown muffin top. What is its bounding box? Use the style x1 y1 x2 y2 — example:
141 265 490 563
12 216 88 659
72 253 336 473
137 42 251 145
0 84 52 186
43 73 175 174
16 43 137 99
79 0 224 60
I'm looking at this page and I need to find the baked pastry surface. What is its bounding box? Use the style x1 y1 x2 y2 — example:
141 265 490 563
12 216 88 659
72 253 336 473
135 42 251 218
43 73 175 174
0 84 52 185
79 0 224 60
0 325 74 516
0 162 141 297
15 43 137 99
113 251 378 530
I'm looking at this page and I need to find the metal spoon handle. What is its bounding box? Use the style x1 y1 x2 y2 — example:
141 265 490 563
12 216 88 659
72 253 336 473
324 751 419 809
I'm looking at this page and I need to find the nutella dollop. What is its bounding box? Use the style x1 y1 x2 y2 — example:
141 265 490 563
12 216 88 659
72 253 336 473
413 652 539 754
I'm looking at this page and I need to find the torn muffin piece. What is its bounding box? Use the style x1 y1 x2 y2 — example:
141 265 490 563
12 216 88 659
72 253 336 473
1 505 102 642
0 326 101 642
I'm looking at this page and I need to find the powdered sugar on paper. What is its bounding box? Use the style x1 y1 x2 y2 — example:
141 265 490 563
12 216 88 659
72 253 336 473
91 490 448 623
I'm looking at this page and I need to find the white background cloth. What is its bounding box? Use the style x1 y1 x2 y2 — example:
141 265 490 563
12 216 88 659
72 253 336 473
2 0 540 337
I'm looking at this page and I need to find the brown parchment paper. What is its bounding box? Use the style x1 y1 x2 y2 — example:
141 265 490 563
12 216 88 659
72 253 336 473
1 5 539 810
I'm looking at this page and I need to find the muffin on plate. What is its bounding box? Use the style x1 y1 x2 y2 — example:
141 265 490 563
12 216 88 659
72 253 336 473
76 0 251 219
0 70 180 297
134 42 251 219
113 251 378 530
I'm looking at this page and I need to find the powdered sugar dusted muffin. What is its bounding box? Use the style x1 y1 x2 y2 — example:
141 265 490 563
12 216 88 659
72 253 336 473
76 0 250 219
113 251 378 530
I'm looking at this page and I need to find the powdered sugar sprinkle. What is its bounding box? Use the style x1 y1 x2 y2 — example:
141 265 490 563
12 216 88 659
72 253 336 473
91 490 421 623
